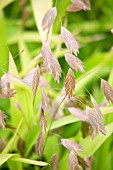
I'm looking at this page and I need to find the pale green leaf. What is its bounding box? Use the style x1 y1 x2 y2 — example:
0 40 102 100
18 38 31 69
10 75 34 125
19 53 42 78
0 154 22 169
50 106 113 130
0 0 14 10
11 157 48 166
0 13 8 78
0 154 48 167
2 118 23 154
0 154 14 166
31 0 52 40
25 123 40 156
50 115 79 130
9 52 19 76
0 154 21 168
7 159 22 170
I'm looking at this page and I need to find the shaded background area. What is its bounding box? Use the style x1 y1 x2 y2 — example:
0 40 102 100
0 0 113 170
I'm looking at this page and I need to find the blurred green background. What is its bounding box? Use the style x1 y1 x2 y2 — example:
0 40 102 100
0 0 113 170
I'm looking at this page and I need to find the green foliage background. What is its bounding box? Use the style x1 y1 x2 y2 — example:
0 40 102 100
0 0 113 169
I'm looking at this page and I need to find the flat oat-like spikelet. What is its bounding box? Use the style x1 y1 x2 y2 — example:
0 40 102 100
68 107 87 122
67 4 80 12
0 73 16 98
68 150 82 170
101 79 113 104
61 26 79 55
51 153 59 170
35 131 44 159
40 108 47 133
32 65 40 97
41 88 48 111
1 73 10 95
90 95 103 119
64 52 85 72
67 0 90 12
0 89 16 98
86 106 106 135
61 139 83 152
42 7 57 31
23 69 36 85
65 68 75 98
42 41 62 83
0 110 8 129
72 0 90 10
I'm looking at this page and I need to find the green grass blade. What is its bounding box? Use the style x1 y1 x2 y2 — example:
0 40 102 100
9 52 19 76
51 115 79 130
0 153 47 168
10 75 34 125
0 154 22 170
18 38 31 69
25 123 40 156
76 51 113 93
0 154 14 166
0 154 22 169
0 0 15 10
0 13 8 77
2 118 23 154
10 157 48 166
7 160 22 170
51 106 113 130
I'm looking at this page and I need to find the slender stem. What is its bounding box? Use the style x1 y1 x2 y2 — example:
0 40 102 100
52 95 66 119
55 0 58 7
2 117 23 154
76 69 98 85
50 132 62 139
58 14 62 27
43 95 66 152
0 49 24 72
74 95 88 108
46 29 50 42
